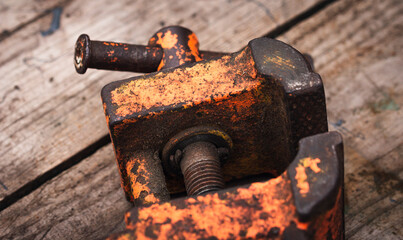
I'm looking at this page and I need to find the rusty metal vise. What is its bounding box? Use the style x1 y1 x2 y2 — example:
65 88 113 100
75 26 344 239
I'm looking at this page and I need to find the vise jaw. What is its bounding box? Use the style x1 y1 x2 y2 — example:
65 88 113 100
76 26 343 239
101 37 328 201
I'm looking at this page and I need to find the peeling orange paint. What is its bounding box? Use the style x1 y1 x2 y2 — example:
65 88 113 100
156 31 178 49
125 173 300 238
120 171 339 239
302 157 321 173
187 33 202 62
295 157 322 196
110 48 258 117
295 165 309 196
126 157 160 205
111 166 343 239
107 50 115 57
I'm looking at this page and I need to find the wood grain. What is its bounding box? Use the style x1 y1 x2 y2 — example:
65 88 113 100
0 145 132 240
0 0 324 202
278 0 403 238
0 0 67 34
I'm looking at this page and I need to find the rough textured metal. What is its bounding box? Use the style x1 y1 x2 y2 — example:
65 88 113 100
101 37 328 199
122 150 170 206
288 132 344 222
162 126 232 196
74 34 163 74
249 38 327 150
106 132 344 240
74 26 225 74
180 141 225 195
161 125 233 175
74 25 342 238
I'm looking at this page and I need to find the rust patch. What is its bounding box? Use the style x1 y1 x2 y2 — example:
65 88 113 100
110 48 258 117
155 30 178 49
302 157 321 173
121 151 169 205
107 50 115 57
295 165 309 196
295 158 322 196
121 172 324 239
187 33 202 62
126 173 302 238
126 159 159 204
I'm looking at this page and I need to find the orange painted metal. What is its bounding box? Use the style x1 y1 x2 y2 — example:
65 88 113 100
148 26 202 70
106 132 344 239
102 37 327 202
74 26 223 74
75 25 342 239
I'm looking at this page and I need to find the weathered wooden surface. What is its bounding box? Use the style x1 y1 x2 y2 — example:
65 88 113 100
0 0 402 239
0 0 68 35
0 146 131 240
0 0 324 203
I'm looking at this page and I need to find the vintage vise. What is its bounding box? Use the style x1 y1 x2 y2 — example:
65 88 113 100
75 26 344 239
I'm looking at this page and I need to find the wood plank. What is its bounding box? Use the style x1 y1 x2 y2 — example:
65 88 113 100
0 145 133 240
277 0 403 238
345 146 403 240
350 199 402 240
0 0 324 203
0 0 67 35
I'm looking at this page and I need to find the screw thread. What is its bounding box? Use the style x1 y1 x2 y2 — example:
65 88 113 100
180 141 225 196
183 159 224 195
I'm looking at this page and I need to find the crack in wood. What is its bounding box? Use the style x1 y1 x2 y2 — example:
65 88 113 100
264 0 336 38
0 135 111 212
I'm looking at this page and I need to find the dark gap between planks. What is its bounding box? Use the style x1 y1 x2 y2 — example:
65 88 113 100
265 0 336 38
0 0 337 212
0 136 110 211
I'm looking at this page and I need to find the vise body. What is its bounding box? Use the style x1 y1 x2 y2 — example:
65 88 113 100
75 26 344 239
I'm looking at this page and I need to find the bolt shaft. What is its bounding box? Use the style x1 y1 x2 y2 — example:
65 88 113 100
180 141 225 195
74 34 163 74
74 33 226 74
87 41 163 73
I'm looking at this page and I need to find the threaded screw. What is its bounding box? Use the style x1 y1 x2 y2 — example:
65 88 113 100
179 141 225 195
162 126 232 196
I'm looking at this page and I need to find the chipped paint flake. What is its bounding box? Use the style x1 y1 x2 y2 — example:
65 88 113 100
125 174 303 239
156 30 178 49
302 157 321 173
110 48 258 117
295 157 322 196
295 165 309 196
126 157 160 205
